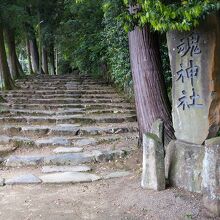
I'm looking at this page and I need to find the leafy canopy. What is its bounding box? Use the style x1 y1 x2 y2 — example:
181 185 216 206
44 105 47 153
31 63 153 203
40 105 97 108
122 0 220 32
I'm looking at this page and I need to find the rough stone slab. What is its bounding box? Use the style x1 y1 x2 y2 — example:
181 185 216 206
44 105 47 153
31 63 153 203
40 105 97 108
43 153 94 166
53 147 84 154
202 137 220 216
5 155 44 167
167 13 220 145
75 138 96 147
40 172 100 184
0 177 5 186
42 165 91 173
103 171 131 180
141 119 165 191
5 174 41 185
165 140 204 193
36 137 69 146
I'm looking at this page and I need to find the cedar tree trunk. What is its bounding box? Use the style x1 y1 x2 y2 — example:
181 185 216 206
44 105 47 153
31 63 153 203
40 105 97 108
0 23 14 90
29 37 39 74
49 45 56 75
128 25 175 144
42 47 49 75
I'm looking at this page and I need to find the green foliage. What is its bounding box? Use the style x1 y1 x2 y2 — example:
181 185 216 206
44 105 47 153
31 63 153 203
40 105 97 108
58 0 105 76
122 0 220 32
58 0 133 95
102 0 133 94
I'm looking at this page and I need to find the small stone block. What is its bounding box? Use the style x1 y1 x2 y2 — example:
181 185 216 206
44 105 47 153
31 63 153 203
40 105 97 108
42 165 91 173
5 174 41 185
53 147 84 154
40 172 101 184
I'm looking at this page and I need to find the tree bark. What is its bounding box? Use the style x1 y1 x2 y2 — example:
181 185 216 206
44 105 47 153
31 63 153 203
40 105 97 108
128 25 175 144
26 37 33 74
49 45 56 75
4 28 20 79
15 53 24 77
42 47 49 75
29 37 41 74
0 23 14 90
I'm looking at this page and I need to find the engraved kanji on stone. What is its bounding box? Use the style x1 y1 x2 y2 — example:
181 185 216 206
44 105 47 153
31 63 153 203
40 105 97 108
177 90 190 110
176 64 188 83
177 33 201 57
189 88 203 108
186 60 199 86
176 60 199 86
177 88 203 110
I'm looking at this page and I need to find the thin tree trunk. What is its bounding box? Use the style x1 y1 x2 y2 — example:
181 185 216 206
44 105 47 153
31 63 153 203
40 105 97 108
15 54 24 77
29 37 39 74
0 23 14 90
4 28 20 79
26 37 33 74
128 25 175 144
42 47 49 75
49 45 56 75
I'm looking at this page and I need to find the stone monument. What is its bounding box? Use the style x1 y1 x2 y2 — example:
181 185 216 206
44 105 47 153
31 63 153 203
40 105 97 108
166 12 220 216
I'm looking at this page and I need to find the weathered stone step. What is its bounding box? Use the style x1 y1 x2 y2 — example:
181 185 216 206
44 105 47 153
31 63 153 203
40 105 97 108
0 108 135 117
1 89 117 95
0 133 138 150
0 123 138 137
1 103 134 111
4 93 120 100
8 108 85 116
4 147 132 167
1 169 131 185
9 98 126 105
0 114 137 125
0 89 117 96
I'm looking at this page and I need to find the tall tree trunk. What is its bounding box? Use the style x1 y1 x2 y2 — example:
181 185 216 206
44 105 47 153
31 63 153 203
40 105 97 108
29 37 39 74
26 37 33 74
4 28 20 79
42 47 49 75
128 25 175 144
15 54 24 77
49 45 56 75
0 24 14 90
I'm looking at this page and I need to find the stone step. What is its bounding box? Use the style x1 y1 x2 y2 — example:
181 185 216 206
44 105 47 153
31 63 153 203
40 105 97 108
4 94 120 99
0 108 135 117
0 123 138 137
1 169 131 185
1 103 134 111
4 147 132 167
0 133 138 150
9 98 126 105
0 114 137 125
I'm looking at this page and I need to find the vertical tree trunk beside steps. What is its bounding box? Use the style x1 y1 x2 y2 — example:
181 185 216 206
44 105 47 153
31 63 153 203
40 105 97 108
42 47 49 75
0 24 14 90
15 54 24 77
128 25 175 144
49 46 56 75
26 37 33 74
5 28 23 79
29 37 39 74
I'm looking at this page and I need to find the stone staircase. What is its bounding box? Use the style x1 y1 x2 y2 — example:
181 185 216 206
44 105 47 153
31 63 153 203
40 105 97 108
0 74 138 185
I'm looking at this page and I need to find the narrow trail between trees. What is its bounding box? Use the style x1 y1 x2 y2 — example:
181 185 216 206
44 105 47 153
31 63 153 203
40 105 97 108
0 74 205 219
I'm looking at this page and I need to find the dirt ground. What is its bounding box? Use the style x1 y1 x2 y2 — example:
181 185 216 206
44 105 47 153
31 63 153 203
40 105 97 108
0 175 216 220
0 152 219 220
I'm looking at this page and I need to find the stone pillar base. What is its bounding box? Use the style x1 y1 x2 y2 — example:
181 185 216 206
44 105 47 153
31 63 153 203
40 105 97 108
165 140 204 193
202 137 220 216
